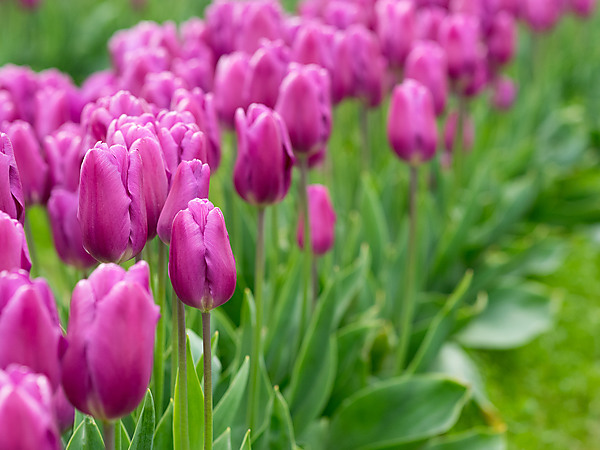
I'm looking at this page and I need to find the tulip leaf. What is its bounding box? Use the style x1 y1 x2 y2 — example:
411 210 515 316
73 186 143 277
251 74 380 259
66 416 104 450
153 400 173 450
214 428 233 450
214 356 250 436
116 421 131 450
424 429 506 450
236 289 256 369
174 335 205 450
257 386 295 450
128 390 155 450
326 376 469 450
359 173 390 273
239 429 252 450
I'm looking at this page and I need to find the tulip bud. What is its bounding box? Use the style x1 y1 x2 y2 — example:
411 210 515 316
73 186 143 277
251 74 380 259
387 80 438 164
245 41 290 109
0 133 25 222
444 111 475 152
487 12 516 67
0 211 31 272
236 0 285 53
439 13 480 80
416 6 446 41
571 0 595 16
157 160 211 245
291 21 335 73
214 52 251 128
492 76 517 110
169 198 236 311
120 47 170 97
0 366 61 450
78 142 147 263
48 189 97 269
275 63 332 156
172 57 214 93
61 262 159 421
375 0 416 68
521 0 561 32
297 184 336 255
0 65 37 123
405 41 448 116
205 0 239 58
44 123 85 193
140 71 187 109
234 104 294 206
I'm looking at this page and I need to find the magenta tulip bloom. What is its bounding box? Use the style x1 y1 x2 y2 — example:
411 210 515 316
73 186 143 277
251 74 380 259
48 189 97 269
0 133 25 222
61 262 159 421
157 160 211 245
0 211 31 272
291 21 335 73
78 142 147 263
0 271 63 386
44 123 85 193
234 104 294 206
214 52 251 128
439 13 480 80
492 76 517 110
275 63 332 156
521 0 561 32
387 80 438 164
571 0 595 16
236 0 285 53
140 71 187 109
444 111 475 152
297 184 336 255
487 12 516 67
205 0 238 58
405 41 448 116
415 6 446 41
0 366 61 450
245 41 290 109
375 0 415 68
169 199 236 311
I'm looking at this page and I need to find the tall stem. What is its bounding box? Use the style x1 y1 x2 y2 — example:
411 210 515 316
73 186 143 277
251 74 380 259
202 312 213 450
171 288 177 392
153 242 167 414
298 155 313 332
177 298 189 450
452 96 466 191
360 103 370 170
103 421 115 450
396 164 419 373
248 207 265 432
23 212 39 275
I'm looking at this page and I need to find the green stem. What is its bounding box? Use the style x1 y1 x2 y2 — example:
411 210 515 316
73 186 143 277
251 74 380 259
171 288 177 393
452 96 466 191
103 421 115 450
153 241 167 414
298 155 313 331
248 207 265 432
23 212 39 276
202 312 213 450
177 298 189 450
360 103 370 171
396 164 419 373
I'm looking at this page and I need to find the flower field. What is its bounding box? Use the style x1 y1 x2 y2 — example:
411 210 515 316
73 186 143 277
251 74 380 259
1 0 599 449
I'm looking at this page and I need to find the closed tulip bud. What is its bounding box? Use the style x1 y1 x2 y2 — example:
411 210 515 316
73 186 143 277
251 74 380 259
33 87 72 140
205 0 239 58
0 65 37 123
571 0 595 16
461 51 489 97
61 262 159 421
376 0 416 68
297 184 336 255
4 120 50 205
347 26 386 108
405 41 448 116
169 198 236 311
492 76 517 110
0 133 25 222
439 13 480 80
140 71 187 110
444 110 475 152
323 1 364 30
521 0 561 32
236 0 285 53
48 189 97 269
331 31 354 104
0 366 61 450
245 41 291 109
387 80 438 164
234 104 294 206
275 63 332 156
0 211 31 272
44 123 85 193
53 386 74 433
214 52 251 128
0 271 63 388
120 47 170 97
292 21 335 73
487 12 516 67
172 57 214 93
416 7 447 41
157 160 211 245
78 142 147 263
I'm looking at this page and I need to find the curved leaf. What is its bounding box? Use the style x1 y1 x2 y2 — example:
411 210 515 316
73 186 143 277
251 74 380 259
129 390 155 450
66 416 104 450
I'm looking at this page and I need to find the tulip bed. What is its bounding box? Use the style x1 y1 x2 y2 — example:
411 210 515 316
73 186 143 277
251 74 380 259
1 0 600 449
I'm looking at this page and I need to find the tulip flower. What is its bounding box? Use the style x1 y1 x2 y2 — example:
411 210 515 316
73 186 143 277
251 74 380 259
78 142 147 263
234 104 294 206
415 6 446 41
487 12 516 67
405 41 448 116
444 110 475 153
245 41 291 109
0 65 37 123
571 0 595 16
521 0 561 32
48 189 97 269
140 71 187 109
0 366 61 450
120 47 170 97
205 0 239 58
291 21 335 73
157 160 211 244
375 0 415 69
0 211 31 272
439 13 480 81
214 52 251 128
236 0 285 54
492 76 517 110
297 184 336 255
44 123 85 193
0 270 63 387
61 261 159 422
0 132 25 222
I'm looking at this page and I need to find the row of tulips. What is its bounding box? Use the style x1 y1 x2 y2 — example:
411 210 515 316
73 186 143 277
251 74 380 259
0 0 595 449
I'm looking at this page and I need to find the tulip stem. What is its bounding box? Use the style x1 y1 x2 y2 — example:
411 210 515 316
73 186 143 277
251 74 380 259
23 212 39 276
153 241 167 414
360 103 370 171
248 206 265 432
298 155 313 331
171 289 177 393
452 95 467 191
177 298 190 450
202 312 213 450
103 421 115 450
396 164 419 373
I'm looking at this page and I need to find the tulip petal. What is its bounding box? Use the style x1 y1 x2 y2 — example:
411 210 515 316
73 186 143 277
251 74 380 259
204 207 236 308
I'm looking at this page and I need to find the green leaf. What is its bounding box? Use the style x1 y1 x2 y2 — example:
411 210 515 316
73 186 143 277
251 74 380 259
174 335 204 450
359 173 390 273
214 356 250 436
128 390 155 450
257 386 296 450
425 429 506 450
326 376 469 450
235 290 256 369
239 429 252 450
153 400 173 450
66 416 104 450
456 283 554 349
214 428 233 450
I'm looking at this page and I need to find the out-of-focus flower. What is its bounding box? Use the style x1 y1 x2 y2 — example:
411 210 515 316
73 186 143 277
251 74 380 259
376 0 416 68
492 76 517 110
245 40 290 109
0 211 31 272
521 0 562 32
486 12 516 67
140 71 187 109
405 40 448 115
0 133 25 222
297 184 336 255
214 52 251 128
44 123 84 193
236 0 285 53
439 13 480 80
444 110 475 152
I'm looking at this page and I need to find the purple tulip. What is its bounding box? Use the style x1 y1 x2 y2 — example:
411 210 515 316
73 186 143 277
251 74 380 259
0 133 25 222
236 0 285 53
0 271 63 387
140 71 187 109
214 52 251 128
157 160 211 245
245 41 290 109
521 0 562 32
61 262 159 421
0 211 31 272
205 0 239 58
53 386 75 434
444 110 475 152
80 70 119 106
0 90 17 124
486 12 516 67
0 65 37 124
78 142 147 263
405 40 448 116
291 20 336 73
48 189 97 269
297 184 336 255
416 6 446 41
275 63 332 156
492 76 517 110
0 366 61 450
33 87 72 140
375 0 416 68
571 0 595 16
44 123 85 193
387 80 438 164
439 13 480 80
169 198 236 311
172 57 215 93
322 1 364 30
234 104 294 206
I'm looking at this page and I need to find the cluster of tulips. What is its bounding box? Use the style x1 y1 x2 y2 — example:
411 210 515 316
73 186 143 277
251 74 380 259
0 0 595 448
